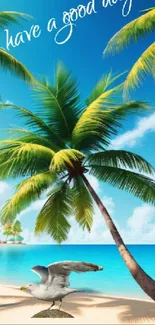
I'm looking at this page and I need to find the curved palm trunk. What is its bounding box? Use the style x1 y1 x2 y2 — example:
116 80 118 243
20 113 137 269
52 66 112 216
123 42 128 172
82 174 155 301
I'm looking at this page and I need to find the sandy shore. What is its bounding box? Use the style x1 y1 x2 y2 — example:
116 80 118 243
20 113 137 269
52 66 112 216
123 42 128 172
0 285 155 324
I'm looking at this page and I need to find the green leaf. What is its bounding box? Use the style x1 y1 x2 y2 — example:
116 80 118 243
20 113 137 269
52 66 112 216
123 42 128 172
51 149 85 172
123 43 155 97
104 8 155 55
0 103 64 149
72 109 119 152
32 63 82 139
141 8 155 13
0 11 34 84
109 102 149 119
72 101 148 152
0 140 55 179
88 149 155 174
6 128 57 151
12 220 22 234
72 74 124 152
103 8 155 94
90 165 155 205
0 11 32 28
87 150 155 175
0 172 55 225
0 49 35 85
35 182 72 243
72 176 94 231
85 71 126 106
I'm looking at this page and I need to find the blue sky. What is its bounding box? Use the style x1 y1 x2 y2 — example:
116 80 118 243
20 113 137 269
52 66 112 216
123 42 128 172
0 0 155 244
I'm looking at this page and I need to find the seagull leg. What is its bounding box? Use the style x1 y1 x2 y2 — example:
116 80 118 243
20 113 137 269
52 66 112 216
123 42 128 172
48 301 55 310
59 299 62 310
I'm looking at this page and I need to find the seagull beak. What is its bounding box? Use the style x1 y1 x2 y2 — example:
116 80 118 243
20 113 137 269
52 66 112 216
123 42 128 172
99 266 104 271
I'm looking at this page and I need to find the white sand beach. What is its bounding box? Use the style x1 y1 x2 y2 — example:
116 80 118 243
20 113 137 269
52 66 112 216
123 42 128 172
0 285 155 324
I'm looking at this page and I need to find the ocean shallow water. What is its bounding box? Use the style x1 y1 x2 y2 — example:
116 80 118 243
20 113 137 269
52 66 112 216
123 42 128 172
0 244 155 300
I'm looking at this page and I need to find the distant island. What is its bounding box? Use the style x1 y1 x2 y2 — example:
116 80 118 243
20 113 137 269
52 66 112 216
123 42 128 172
0 220 25 245
0 236 26 245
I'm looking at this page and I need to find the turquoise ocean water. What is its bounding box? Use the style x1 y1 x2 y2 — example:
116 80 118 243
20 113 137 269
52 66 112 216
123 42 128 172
0 245 154 300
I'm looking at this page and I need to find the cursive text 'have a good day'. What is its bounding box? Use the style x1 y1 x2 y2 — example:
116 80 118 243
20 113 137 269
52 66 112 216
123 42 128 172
4 0 133 51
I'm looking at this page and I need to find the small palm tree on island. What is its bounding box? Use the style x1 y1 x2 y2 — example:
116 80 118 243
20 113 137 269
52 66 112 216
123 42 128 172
12 220 22 242
3 223 13 241
104 7 155 95
0 11 34 83
2 220 23 243
0 64 155 300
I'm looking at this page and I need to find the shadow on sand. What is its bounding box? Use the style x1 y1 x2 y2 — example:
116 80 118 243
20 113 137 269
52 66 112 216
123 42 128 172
92 295 155 324
1 293 155 323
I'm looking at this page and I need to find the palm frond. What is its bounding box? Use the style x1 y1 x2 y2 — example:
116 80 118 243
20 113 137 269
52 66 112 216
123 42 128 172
0 140 54 179
141 8 155 13
72 110 119 152
3 229 13 236
123 43 155 97
72 101 148 152
90 165 155 205
72 75 124 151
6 128 57 150
85 71 126 106
0 103 64 148
0 49 35 84
85 82 123 111
13 220 22 233
32 63 82 139
104 8 155 55
0 11 34 84
109 101 149 119
0 11 32 28
72 176 94 231
0 172 55 225
51 149 85 172
35 182 72 243
87 150 155 175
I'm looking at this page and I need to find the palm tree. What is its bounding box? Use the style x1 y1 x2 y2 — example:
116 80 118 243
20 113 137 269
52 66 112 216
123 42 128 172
0 64 155 299
12 220 22 242
104 7 155 96
3 224 13 241
0 11 35 83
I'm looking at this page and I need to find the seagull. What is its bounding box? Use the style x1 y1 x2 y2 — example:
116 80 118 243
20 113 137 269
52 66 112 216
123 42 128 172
21 261 103 310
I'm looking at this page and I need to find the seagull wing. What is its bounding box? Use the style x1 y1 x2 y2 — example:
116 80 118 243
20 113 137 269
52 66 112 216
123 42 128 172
31 265 49 284
47 273 70 288
47 261 103 288
48 261 103 274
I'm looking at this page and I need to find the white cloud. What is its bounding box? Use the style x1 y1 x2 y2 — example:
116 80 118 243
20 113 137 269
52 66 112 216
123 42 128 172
67 200 114 245
111 113 155 149
21 228 53 245
127 205 155 232
87 175 100 192
121 204 155 244
4 174 117 245
102 196 115 215
19 187 155 245
20 193 115 245
21 201 155 245
0 181 10 195
1 181 155 245
0 181 13 207
19 199 46 219
4 100 13 105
